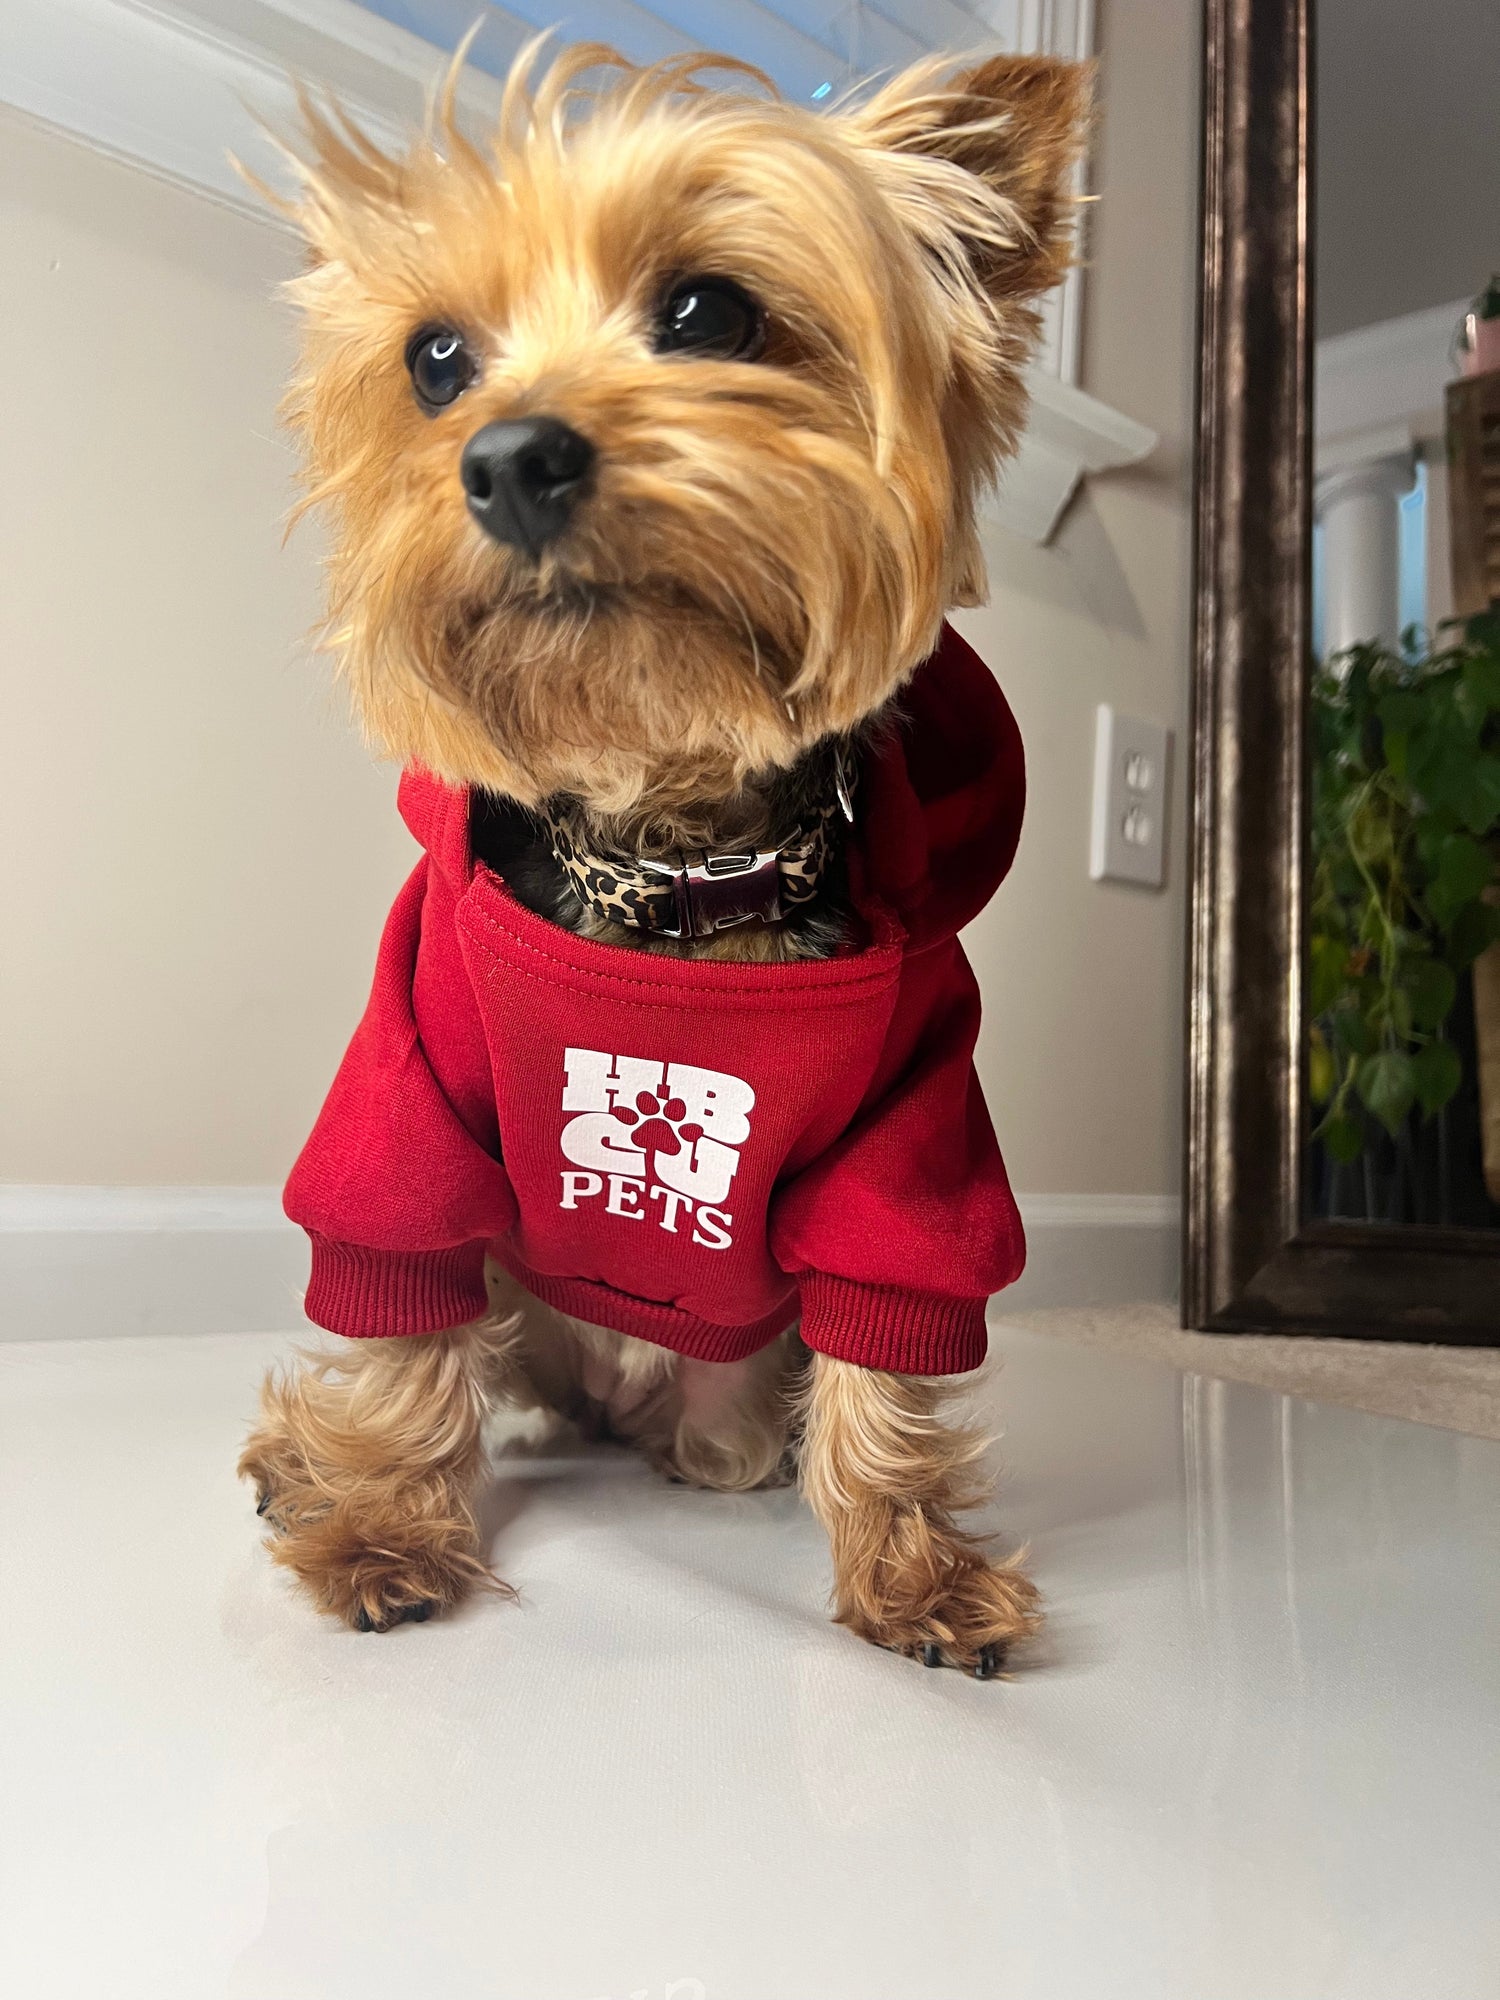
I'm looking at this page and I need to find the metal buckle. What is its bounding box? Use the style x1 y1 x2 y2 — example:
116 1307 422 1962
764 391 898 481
834 747 856 824
640 847 783 939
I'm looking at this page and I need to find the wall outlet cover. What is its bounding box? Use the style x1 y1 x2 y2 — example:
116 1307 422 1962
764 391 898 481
1090 706 1171 888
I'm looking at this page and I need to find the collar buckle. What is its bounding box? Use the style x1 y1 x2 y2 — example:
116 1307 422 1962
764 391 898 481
641 847 783 940
834 746 856 824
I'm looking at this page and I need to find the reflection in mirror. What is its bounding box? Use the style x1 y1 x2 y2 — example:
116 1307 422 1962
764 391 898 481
1307 0 1500 1229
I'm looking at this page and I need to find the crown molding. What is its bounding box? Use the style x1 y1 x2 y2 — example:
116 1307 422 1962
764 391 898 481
1315 296 1467 450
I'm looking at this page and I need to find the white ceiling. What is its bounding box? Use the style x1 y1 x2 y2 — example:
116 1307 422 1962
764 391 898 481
1317 0 1500 337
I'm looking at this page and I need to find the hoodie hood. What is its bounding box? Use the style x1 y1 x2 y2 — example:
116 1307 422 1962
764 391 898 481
854 622 1024 951
400 620 1023 952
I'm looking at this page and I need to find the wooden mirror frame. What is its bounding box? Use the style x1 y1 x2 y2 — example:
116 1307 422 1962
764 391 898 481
1184 0 1500 1338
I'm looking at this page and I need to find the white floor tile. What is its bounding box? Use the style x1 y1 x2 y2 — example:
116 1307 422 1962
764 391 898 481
1 1325 1496 2000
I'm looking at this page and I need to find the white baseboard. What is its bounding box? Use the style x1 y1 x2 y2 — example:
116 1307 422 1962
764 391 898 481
0 1186 1180 1342
0 1186 307 1341
1001 1193 1181 1311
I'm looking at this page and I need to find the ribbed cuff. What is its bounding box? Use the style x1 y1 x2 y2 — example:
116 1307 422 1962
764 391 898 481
302 1234 490 1338
797 1272 989 1376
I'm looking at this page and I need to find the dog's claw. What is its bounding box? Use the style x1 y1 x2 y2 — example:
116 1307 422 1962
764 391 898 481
255 1489 272 1517
906 1638 1007 1675
354 1600 436 1633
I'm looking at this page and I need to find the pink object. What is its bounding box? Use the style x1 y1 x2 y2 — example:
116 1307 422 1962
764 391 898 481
1461 312 1500 378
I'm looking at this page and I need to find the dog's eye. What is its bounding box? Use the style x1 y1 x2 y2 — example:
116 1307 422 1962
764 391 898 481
406 325 475 411
654 278 763 360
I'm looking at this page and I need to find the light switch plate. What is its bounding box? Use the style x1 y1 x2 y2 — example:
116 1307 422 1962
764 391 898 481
1090 706 1171 888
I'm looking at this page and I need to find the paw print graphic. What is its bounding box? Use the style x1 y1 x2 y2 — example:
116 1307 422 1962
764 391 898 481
611 1088 704 1158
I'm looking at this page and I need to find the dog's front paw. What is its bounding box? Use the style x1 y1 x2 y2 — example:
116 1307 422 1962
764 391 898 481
841 1544 1042 1678
262 1488 503 1632
241 1434 505 1632
296 1512 499 1632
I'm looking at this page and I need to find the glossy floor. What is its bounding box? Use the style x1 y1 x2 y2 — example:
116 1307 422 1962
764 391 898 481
1 1323 1496 2000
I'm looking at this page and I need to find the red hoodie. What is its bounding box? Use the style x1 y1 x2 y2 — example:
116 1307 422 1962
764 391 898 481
285 622 1025 1376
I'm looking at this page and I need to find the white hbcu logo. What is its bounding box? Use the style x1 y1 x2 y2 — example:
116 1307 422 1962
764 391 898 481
558 1047 754 1250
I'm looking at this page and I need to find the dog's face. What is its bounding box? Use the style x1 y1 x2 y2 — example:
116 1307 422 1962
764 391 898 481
281 44 1086 817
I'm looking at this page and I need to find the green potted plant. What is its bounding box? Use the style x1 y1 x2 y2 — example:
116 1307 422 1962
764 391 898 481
1309 613 1500 1215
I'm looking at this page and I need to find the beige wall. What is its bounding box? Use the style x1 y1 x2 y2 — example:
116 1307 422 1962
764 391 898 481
0 109 414 1185
959 0 1198 1195
0 0 1199 1195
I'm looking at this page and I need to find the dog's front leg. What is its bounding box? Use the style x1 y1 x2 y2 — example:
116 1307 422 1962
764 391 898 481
239 1318 515 1631
797 1352 1041 1676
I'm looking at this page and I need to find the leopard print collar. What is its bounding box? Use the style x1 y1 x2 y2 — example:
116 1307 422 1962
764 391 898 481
541 751 856 941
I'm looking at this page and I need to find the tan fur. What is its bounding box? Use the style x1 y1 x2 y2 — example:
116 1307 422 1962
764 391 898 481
270 40 1087 831
796 1352 1041 1668
488 1261 802 1492
244 41 1086 1664
239 1318 513 1629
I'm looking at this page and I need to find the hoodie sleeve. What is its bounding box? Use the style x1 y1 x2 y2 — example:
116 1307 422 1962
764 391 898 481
767 936 1023 1375
284 858 518 1337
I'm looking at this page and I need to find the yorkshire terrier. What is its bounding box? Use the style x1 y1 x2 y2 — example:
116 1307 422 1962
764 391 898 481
240 40 1088 1674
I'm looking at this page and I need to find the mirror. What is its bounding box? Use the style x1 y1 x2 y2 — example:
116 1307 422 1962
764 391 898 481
1307 0 1500 1231
1185 0 1500 1336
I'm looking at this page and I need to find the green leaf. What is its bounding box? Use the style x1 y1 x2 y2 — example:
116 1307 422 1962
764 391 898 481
1412 1039 1463 1116
1309 934 1349 1016
1388 984 1415 1041
1376 693 1424 779
1356 1049 1416 1135
1448 898 1500 969
1323 1113 1365 1164
1309 1033 1337 1106
1452 756 1500 838
1415 810 1459 869
1427 835 1496 928
1407 959 1457 1031
1460 649 1500 720
1411 729 1478 817
1377 692 1426 736
1333 1004 1374 1056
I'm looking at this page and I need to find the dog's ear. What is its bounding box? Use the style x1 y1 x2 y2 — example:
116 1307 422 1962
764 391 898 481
846 54 1092 301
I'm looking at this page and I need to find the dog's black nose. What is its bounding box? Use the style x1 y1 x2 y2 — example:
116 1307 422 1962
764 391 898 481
460 416 595 556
